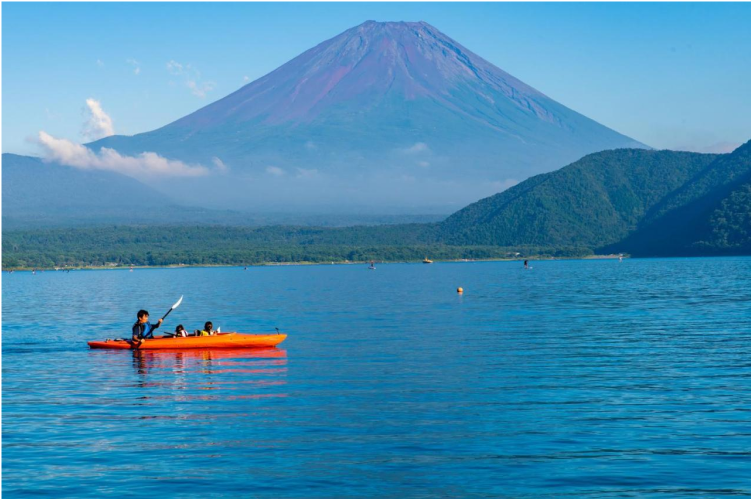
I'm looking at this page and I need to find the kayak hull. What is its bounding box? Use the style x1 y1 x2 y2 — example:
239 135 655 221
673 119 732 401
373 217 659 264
88 332 287 350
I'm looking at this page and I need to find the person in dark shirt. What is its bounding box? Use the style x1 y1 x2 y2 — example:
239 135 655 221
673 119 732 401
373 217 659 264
132 309 163 344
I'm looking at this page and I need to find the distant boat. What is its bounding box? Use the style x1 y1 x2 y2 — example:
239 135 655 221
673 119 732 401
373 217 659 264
368 261 376 270
423 257 433 264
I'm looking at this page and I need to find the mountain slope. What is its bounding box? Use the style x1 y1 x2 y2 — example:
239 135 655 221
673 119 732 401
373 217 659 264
439 149 718 248
2 153 172 227
1 153 446 228
1 153 249 228
607 141 751 255
89 21 646 211
699 181 751 252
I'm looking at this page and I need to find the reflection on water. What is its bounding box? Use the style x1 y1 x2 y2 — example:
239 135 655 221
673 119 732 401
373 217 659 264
127 348 288 395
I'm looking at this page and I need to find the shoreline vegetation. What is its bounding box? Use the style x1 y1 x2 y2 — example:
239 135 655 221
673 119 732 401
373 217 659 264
1 225 598 271
3 237 743 270
2 254 628 272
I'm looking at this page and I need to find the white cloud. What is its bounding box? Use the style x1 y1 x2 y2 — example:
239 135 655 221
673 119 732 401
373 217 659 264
82 98 115 141
243 75 250 82
186 80 215 98
682 141 741 154
166 60 183 74
487 179 519 192
295 167 318 179
402 142 430 154
417 160 430 168
37 131 209 178
212 156 229 173
96 59 105 68
166 59 215 98
126 58 140 75
266 166 284 176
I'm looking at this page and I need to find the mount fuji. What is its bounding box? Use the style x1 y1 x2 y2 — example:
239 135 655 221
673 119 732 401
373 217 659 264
89 20 646 212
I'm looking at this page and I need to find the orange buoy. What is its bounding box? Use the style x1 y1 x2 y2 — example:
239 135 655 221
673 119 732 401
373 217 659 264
457 287 463 294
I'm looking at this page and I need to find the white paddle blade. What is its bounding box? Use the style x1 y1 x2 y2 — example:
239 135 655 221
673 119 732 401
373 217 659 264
172 295 184 310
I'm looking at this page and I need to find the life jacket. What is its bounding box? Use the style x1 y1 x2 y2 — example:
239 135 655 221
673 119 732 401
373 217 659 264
133 321 156 339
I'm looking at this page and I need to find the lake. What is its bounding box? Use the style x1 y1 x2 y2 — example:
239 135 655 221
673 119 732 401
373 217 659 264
3 258 751 497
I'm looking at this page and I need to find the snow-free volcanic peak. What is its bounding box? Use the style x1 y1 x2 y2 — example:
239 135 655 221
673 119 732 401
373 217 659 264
90 20 647 211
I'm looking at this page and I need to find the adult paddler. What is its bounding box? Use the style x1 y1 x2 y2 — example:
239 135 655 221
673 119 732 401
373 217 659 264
131 296 183 348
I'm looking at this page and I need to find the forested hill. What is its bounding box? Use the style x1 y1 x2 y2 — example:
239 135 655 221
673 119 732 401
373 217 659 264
606 140 751 256
439 142 751 256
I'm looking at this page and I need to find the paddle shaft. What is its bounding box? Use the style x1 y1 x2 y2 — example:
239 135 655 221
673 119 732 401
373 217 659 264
161 308 174 321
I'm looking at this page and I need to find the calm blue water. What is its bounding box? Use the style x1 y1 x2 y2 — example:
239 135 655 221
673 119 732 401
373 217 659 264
3 258 751 497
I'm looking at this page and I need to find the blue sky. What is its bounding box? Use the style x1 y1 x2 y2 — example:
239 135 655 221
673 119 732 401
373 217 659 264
3 2 750 155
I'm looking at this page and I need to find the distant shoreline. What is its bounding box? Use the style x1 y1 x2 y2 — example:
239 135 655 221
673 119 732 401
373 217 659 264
2 254 628 272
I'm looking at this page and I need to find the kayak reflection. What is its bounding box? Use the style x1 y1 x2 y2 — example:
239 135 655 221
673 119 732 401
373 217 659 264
132 347 287 373
130 348 288 397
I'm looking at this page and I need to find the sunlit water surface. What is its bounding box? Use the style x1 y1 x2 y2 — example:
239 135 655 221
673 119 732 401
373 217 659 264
3 258 751 497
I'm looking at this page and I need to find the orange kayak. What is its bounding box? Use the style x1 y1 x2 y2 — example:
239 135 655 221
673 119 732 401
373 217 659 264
88 332 287 350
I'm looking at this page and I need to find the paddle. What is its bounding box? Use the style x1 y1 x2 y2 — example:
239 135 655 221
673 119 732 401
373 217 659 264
161 295 183 321
132 296 184 348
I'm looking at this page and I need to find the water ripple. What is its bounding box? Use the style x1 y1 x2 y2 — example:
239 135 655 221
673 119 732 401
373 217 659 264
3 258 751 496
